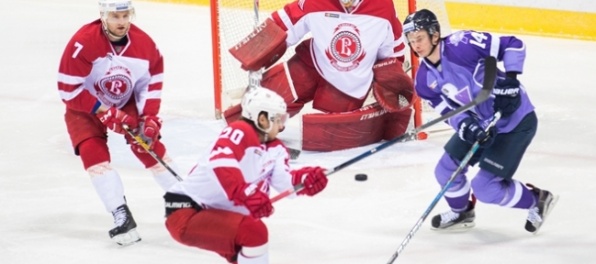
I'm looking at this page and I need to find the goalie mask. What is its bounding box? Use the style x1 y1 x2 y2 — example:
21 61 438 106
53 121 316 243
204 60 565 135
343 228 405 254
241 86 288 133
98 0 135 40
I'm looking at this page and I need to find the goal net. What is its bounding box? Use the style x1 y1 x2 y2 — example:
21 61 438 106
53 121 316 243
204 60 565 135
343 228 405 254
210 0 451 135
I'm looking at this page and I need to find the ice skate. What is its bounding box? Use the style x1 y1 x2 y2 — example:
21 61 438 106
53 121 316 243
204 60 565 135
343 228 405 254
108 204 141 246
525 184 558 234
431 200 476 231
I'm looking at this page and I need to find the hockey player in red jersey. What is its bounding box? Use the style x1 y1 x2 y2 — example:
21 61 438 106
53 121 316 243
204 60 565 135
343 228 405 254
164 87 328 264
57 0 179 246
224 0 415 151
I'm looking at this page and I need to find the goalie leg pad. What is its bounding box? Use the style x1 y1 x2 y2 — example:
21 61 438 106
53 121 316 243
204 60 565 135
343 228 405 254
302 103 387 151
372 57 415 112
383 107 413 140
229 18 288 71
261 61 311 117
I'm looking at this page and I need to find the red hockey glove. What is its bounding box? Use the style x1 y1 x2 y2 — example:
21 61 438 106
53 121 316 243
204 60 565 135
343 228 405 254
292 166 328 196
139 115 161 146
232 184 274 219
372 58 414 112
96 106 137 134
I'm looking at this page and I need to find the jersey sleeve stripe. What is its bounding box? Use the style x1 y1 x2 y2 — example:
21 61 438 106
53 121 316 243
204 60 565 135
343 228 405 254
276 9 293 30
209 158 241 169
490 36 500 58
58 85 85 101
145 89 162 99
58 73 85 85
149 73 163 85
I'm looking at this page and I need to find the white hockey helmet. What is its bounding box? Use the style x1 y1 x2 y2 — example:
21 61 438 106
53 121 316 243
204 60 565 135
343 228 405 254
339 0 361 8
241 86 288 133
99 0 135 21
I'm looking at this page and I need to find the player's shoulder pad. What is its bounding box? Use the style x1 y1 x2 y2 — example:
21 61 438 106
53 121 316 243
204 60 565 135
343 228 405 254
128 24 157 48
265 139 290 160
68 20 103 46
226 121 262 147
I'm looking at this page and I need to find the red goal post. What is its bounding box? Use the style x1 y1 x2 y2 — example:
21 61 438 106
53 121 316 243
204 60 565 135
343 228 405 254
210 0 451 135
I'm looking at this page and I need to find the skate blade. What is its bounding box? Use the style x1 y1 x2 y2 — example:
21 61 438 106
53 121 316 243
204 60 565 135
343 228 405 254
431 221 476 232
532 195 559 235
112 228 142 246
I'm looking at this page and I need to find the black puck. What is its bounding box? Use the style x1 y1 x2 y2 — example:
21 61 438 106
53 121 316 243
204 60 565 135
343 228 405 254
355 173 368 181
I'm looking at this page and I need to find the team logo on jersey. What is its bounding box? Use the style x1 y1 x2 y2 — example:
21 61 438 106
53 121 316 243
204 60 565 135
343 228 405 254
94 66 133 105
325 23 366 72
447 31 467 46
441 83 472 106
429 80 438 90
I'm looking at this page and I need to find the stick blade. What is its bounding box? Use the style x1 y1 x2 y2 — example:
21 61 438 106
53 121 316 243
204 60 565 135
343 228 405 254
474 56 497 103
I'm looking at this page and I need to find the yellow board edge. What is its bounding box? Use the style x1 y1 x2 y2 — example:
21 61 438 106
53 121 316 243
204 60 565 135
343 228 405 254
141 0 596 41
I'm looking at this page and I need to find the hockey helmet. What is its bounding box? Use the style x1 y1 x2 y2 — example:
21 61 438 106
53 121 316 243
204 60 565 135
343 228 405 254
403 9 441 37
99 0 135 21
241 86 288 132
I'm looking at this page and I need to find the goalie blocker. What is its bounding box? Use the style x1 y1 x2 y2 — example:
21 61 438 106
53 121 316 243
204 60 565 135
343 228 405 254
228 18 287 71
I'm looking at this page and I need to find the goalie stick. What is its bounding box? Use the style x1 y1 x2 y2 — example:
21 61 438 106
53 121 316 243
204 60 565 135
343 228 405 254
270 56 497 203
386 110 502 264
123 125 182 181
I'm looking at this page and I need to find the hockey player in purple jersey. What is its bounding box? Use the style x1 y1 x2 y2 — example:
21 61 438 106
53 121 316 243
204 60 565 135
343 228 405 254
402 9 557 233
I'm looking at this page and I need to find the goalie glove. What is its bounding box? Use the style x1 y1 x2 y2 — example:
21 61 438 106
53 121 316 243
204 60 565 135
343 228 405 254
372 58 414 112
291 166 328 196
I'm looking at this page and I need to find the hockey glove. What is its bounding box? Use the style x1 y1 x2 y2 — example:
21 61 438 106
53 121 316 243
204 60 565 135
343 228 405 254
458 117 496 147
232 184 274 219
292 166 328 196
96 106 137 134
136 115 162 150
493 77 521 117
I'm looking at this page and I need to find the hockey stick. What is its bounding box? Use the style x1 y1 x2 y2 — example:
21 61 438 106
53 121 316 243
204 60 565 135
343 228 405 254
386 110 501 263
122 125 182 181
270 56 498 203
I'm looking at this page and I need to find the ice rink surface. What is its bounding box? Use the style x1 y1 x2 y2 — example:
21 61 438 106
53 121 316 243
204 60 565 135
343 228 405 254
2 1 596 263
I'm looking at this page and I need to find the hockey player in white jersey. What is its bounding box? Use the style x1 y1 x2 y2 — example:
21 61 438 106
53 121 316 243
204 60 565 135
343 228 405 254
164 87 329 263
224 0 415 151
57 0 179 246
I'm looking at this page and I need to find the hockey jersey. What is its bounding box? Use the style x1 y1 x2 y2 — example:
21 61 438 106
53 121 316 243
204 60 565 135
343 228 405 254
57 19 163 115
168 121 295 216
414 30 535 133
271 0 406 99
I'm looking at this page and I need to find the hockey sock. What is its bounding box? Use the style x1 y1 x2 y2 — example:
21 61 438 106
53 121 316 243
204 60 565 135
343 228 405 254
237 245 269 264
149 154 179 190
88 162 126 212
